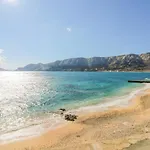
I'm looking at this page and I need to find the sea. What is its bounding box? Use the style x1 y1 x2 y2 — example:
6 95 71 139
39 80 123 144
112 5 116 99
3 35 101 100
0 71 150 144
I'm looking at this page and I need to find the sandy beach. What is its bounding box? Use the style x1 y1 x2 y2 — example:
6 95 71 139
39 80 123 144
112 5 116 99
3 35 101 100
0 86 150 150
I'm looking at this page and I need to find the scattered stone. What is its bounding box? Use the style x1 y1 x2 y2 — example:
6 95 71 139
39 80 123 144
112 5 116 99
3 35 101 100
65 114 78 121
144 128 149 133
123 122 129 126
59 108 66 112
76 135 80 137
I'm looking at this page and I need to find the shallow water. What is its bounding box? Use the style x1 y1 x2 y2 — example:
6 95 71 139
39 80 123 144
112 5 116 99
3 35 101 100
0 71 149 143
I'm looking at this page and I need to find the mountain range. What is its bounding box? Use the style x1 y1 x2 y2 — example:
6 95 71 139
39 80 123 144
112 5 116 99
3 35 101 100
16 52 150 71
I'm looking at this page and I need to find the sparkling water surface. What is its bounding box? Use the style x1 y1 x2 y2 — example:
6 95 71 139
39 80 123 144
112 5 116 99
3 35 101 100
0 71 149 142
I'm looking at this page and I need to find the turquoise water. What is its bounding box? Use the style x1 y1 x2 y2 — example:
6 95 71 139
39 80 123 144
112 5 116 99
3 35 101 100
0 71 149 142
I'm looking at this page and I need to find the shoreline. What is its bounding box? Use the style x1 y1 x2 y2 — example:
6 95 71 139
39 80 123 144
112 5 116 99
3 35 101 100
66 83 147 115
0 83 146 145
0 84 150 150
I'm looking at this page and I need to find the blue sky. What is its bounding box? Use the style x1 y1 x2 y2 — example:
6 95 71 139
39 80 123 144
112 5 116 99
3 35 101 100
0 0 150 69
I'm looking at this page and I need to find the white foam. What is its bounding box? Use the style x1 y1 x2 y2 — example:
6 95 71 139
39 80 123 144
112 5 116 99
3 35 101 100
0 114 66 145
66 83 150 115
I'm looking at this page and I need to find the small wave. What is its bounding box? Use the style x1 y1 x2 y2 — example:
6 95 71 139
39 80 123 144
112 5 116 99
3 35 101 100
0 112 66 144
66 83 149 115
145 78 150 80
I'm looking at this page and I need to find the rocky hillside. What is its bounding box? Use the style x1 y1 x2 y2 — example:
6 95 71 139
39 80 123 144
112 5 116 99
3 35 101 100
16 53 150 71
140 53 150 69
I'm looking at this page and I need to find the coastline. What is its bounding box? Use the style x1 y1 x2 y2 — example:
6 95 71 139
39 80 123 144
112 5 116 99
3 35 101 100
0 82 146 144
66 83 147 115
0 84 150 150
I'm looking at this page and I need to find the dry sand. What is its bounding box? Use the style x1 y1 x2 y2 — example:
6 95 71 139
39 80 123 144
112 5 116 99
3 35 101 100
0 87 150 150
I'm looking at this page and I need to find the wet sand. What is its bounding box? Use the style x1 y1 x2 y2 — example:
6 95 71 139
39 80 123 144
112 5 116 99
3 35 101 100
0 87 150 150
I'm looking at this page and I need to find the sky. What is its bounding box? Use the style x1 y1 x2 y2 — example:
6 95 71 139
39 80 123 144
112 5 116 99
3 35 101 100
0 0 150 69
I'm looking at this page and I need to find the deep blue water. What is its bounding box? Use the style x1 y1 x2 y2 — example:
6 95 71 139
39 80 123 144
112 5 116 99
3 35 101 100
0 71 149 141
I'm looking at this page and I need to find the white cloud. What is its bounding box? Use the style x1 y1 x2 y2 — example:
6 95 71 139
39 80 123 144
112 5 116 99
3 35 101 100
66 27 72 32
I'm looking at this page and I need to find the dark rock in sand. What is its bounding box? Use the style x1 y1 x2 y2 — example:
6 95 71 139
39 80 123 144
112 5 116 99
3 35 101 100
65 114 78 121
59 108 66 112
